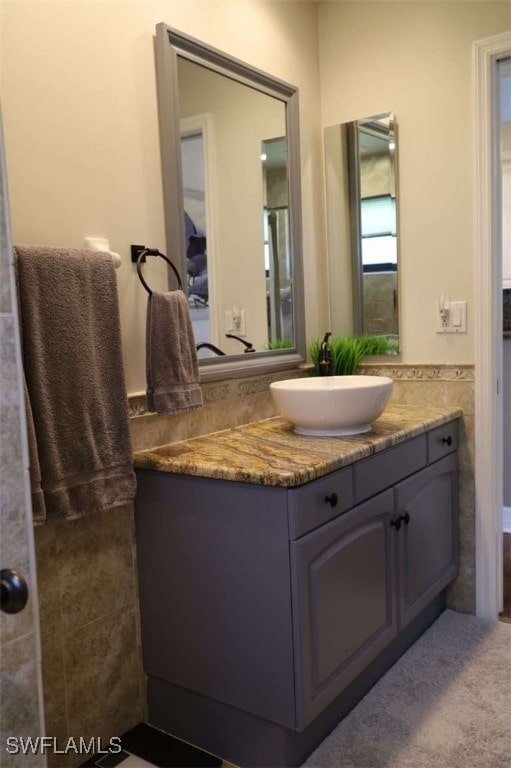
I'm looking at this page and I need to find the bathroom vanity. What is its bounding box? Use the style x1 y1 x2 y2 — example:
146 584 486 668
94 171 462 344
134 404 461 767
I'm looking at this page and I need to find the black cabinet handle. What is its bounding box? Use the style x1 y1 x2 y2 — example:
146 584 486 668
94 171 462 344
391 513 410 531
324 493 338 508
442 435 453 446
1 568 29 614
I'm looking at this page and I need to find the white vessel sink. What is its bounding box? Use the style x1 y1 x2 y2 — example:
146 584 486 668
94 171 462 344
270 375 393 436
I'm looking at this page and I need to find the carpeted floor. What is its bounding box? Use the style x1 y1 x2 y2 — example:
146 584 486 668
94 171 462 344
304 610 511 768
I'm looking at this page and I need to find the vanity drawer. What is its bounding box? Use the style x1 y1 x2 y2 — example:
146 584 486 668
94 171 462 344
427 420 459 464
353 435 427 504
287 466 353 539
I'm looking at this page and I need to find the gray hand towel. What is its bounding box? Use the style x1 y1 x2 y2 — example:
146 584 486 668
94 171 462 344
14 245 136 523
146 290 203 415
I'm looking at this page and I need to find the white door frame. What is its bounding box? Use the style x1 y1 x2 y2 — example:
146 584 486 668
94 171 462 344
474 31 511 620
180 112 221 347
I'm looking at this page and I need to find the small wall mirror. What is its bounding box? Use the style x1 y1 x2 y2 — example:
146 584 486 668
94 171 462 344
155 24 305 380
324 112 400 347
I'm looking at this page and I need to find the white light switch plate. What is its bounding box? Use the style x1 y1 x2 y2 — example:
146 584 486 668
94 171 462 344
436 300 467 333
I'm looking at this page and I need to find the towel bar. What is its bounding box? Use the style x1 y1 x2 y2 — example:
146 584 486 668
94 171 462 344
84 237 121 268
136 248 183 294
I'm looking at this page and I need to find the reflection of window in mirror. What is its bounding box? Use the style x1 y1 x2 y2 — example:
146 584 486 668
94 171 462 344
360 196 397 268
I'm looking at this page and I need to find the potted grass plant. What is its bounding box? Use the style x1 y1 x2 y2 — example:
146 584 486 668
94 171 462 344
265 338 294 350
308 334 396 376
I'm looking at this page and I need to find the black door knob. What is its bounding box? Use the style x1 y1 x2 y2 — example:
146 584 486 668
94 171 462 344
402 512 410 525
324 493 338 508
442 435 453 446
1 568 29 614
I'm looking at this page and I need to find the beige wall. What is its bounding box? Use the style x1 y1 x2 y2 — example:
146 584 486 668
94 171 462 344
3 2 504 378
0 0 325 394
318 0 511 363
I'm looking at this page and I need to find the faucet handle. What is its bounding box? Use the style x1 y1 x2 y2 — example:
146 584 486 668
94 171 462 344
318 332 332 376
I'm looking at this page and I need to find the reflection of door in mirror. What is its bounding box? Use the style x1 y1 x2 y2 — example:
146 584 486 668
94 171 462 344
262 136 293 348
180 113 220 355
325 112 400 350
177 56 289 357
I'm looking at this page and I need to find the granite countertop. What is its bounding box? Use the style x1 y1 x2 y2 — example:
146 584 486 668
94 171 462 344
133 404 462 488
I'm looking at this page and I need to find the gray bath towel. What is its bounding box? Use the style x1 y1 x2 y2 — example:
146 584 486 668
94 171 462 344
23 376 46 525
146 290 203 415
14 245 136 523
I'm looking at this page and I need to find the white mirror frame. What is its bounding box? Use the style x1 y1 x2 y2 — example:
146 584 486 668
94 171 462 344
155 23 306 381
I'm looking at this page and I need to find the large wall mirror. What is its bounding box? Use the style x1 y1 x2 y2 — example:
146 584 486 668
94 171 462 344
155 24 305 380
324 112 400 348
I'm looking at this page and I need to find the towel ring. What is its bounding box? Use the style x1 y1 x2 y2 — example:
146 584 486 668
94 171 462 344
136 248 183 295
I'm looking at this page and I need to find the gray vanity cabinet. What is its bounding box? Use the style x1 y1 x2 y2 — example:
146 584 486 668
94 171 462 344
135 418 460 767
291 489 397 729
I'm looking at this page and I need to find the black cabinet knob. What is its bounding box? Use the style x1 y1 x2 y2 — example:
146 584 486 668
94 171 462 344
1 568 29 614
442 435 453 446
391 513 410 531
324 493 338 508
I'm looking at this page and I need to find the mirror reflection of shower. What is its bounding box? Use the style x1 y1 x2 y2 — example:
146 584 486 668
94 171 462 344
262 137 293 349
351 113 399 338
324 111 400 347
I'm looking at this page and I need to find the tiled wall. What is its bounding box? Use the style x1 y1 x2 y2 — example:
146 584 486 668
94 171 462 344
128 369 305 452
1 134 45 763
33 504 144 768
363 273 398 337
0 312 45 768
34 363 476 767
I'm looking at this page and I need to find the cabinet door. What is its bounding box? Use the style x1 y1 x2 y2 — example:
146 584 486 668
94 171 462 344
291 490 397 730
395 453 458 629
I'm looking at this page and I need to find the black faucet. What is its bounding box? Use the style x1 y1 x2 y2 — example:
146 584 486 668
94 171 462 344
318 332 332 376
196 342 226 356
225 333 255 353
